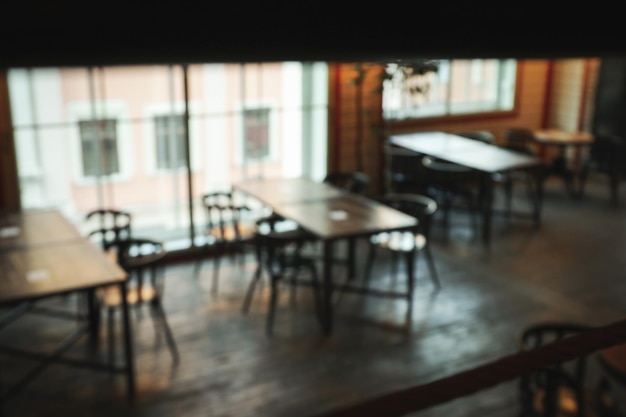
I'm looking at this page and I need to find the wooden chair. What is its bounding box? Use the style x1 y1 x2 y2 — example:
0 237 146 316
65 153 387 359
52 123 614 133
365 193 440 289
242 216 321 336
194 191 257 293
518 323 592 417
99 238 179 366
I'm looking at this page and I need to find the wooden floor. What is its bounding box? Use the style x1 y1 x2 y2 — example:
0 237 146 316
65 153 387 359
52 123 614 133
2 176 626 417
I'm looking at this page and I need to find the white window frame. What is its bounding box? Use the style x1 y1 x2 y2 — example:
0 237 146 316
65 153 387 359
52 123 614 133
67 100 133 185
234 100 279 166
142 101 201 176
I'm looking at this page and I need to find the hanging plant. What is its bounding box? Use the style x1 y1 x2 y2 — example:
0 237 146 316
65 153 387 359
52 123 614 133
350 60 439 172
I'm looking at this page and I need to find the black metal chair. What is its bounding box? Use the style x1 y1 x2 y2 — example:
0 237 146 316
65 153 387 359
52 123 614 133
194 191 257 293
323 171 370 195
242 216 321 336
578 135 626 206
383 142 429 195
99 238 179 366
497 129 547 222
456 130 496 145
421 155 482 240
365 193 440 289
85 209 132 250
518 322 592 417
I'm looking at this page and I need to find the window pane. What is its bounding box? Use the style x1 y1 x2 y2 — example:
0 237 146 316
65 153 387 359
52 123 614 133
383 59 517 120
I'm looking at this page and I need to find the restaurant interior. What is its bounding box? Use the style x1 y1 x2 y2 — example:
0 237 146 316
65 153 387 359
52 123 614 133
2 6 626 417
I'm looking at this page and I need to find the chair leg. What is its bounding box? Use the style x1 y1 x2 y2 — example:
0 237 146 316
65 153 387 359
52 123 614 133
609 172 620 207
423 245 440 289
505 179 513 223
404 250 415 330
107 307 115 371
193 242 209 278
266 274 280 337
150 302 180 365
364 242 377 281
288 266 299 308
211 244 222 294
390 250 399 281
309 266 325 330
242 265 263 314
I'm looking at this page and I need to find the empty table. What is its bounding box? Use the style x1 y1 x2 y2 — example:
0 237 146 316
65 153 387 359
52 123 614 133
234 178 418 334
0 209 135 404
389 131 544 246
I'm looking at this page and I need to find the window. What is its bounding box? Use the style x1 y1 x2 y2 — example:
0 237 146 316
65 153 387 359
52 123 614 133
383 59 517 120
243 108 270 160
79 119 119 176
154 114 187 170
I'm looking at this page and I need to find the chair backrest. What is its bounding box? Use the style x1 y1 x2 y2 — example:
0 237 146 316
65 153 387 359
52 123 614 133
518 323 592 417
377 193 437 238
201 191 252 242
504 128 536 155
383 143 429 194
85 209 132 250
323 172 370 195
455 130 496 145
421 156 483 188
111 238 168 304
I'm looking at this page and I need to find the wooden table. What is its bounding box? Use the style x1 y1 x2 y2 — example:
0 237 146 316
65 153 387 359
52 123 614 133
532 129 595 197
599 343 626 387
0 209 83 250
0 209 135 403
389 131 544 246
233 178 419 335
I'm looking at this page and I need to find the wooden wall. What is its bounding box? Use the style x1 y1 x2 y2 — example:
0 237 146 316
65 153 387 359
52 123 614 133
0 71 20 211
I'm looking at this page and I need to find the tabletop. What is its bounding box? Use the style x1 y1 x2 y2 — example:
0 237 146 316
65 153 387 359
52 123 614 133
0 209 83 250
234 177 418 240
0 240 126 305
532 129 594 146
389 131 542 174
234 177 345 207
262 193 418 240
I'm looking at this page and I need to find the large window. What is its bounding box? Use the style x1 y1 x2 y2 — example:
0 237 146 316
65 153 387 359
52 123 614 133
383 59 517 120
79 119 119 177
7 63 328 250
154 114 186 170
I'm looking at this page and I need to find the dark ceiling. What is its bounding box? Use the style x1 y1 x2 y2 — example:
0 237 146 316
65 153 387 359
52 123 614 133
2 3 623 68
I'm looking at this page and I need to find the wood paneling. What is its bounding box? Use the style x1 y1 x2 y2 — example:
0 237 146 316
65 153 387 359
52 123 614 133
0 71 20 211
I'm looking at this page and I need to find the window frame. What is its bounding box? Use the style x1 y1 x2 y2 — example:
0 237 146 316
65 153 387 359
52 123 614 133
234 100 279 166
153 114 187 171
67 100 134 185
78 118 120 177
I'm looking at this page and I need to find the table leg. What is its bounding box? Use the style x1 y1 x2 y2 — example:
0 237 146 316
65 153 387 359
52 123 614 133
480 174 494 247
404 249 415 330
323 240 334 336
119 283 135 401
347 237 356 281
533 167 545 227
86 289 100 346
